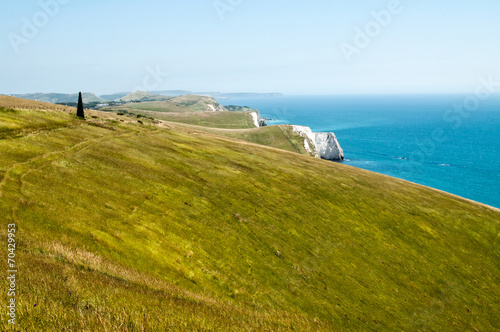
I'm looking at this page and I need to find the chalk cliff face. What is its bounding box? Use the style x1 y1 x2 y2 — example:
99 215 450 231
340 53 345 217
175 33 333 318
250 111 268 128
292 125 344 161
250 112 260 127
313 132 344 160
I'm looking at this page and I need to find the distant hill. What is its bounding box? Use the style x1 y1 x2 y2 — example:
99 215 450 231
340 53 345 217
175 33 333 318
169 95 227 112
117 91 171 103
99 92 130 101
119 91 154 102
11 92 107 104
103 94 229 114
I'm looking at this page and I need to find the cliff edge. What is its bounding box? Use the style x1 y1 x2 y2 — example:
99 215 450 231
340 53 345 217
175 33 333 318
250 111 268 128
292 125 344 161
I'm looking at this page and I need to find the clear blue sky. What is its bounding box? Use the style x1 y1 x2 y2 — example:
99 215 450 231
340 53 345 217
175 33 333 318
1 0 499 95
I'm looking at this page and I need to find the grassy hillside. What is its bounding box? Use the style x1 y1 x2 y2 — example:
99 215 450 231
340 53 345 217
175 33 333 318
118 91 172 103
100 94 313 153
99 92 129 101
140 111 257 129
169 95 227 112
225 105 257 112
103 95 262 130
199 125 312 155
118 91 156 102
104 95 228 114
0 96 499 331
0 96 76 111
104 101 185 113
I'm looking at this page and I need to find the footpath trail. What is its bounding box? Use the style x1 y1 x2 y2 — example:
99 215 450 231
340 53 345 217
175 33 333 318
0 115 145 225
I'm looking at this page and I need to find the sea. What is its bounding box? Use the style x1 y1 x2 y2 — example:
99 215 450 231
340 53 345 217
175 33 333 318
220 95 500 209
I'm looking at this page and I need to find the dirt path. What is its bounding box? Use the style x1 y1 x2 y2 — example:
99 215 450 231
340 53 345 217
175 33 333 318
2 129 138 224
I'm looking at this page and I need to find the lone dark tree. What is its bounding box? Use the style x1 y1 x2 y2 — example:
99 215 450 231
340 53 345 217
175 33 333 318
77 92 85 119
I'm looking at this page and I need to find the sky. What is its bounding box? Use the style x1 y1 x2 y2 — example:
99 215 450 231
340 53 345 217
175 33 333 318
1 0 499 95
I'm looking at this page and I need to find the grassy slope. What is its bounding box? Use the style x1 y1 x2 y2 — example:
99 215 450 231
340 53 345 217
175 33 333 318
204 125 310 155
143 111 257 129
118 91 154 102
102 96 258 129
0 97 499 331
102 95 311 153
104 95 226 113
169 95 225 112
114 110 258 130
225 105 257 112
103 101 185 113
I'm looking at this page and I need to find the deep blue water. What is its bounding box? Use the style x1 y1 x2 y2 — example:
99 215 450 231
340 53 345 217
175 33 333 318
221 95 500 208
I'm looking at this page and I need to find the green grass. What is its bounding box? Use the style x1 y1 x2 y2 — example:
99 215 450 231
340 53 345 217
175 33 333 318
0 99 499 331
105 101 184 113
101 94 311 151
0 108 77 139
103 95 226 114
210 125 311 155
100 94 313 153
114 109 257 129
224 105 257 112
118 91 172 103
152 122 314 156
169 95 225 112
152 111 256 129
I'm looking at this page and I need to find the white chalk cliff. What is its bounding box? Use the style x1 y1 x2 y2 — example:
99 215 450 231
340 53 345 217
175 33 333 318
292 125 344 161
250 111 267 128
250 112 260 127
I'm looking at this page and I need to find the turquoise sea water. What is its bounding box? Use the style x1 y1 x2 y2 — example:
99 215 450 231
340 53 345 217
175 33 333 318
221 95 500 208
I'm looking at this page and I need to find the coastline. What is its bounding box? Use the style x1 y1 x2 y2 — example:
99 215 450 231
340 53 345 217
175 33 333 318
252 115 499 210
335 160 500 212
227 95 500 210
420 184 500 213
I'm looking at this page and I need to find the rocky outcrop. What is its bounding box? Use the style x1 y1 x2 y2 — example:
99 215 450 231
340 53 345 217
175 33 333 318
206 103 225 112
250 111 268 128
291 125 344 161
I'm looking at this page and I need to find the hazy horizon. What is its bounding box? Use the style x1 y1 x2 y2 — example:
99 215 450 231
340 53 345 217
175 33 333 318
8 91 500 98
2 0 499 95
